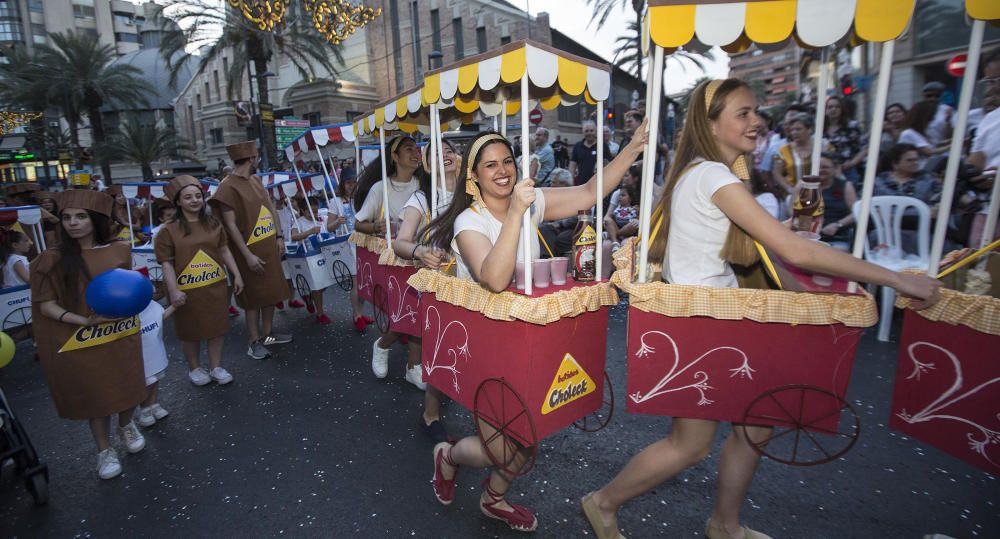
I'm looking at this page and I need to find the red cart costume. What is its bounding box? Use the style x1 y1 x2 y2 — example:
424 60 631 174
29 190 145 420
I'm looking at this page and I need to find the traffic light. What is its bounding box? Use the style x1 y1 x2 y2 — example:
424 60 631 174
841 74 855 96
606 110 614 122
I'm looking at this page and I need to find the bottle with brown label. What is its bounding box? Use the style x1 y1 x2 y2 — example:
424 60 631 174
792 176 824 234
573 214 596 281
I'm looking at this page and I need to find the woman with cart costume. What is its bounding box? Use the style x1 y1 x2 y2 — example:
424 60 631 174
422 124 649 532
580 79 942 539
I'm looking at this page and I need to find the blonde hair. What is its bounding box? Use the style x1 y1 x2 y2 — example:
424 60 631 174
648 78 758 267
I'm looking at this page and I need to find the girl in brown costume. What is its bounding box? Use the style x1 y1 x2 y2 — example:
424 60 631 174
29 189 147 480
156 175 243 386
208 141 292 360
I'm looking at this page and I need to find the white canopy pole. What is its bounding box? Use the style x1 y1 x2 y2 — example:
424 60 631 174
596 100 605 282
501 100 508 137
521 75 533 295
638 45 664 283
435 106 448 217
314 147 336 210
811 47 831 175
978 169 1000 262
430 104 439 219
291 163 317 223
378 126 393 245
928 20 986 274
354 137 361 182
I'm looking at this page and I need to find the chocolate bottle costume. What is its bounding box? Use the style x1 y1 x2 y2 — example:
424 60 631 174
154 220 231 340
208 173 287 309
29 241 145 420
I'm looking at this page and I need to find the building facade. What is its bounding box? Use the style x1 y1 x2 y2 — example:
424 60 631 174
729 43 802 109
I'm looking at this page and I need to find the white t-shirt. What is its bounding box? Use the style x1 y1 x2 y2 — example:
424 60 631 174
295 215 322 237
138 301 169 385
755 192 780 219
2 254 28 287
662 161 742 288
276 204 295 242
354 178 420 222
452 189 547 281
927 103 955 146
402 189 454 226
972 107 1000 170
898 128 931 149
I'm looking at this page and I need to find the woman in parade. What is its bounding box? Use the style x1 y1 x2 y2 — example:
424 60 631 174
422 124 649 532
337 168 372 332
391 139 459 443
580 79 942 539
352 135 421 383
156 175 244 386
29 189 148 480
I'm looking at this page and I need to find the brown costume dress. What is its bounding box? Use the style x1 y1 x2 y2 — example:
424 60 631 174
29 242 145 420
208 173 286 309
154 220 230 341
110 205 146 244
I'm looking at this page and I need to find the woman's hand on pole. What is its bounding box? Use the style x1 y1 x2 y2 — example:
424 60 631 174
510 178 536 217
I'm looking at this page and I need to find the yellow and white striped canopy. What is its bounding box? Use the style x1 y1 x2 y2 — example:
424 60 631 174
354 85 430 137
643 0 931 52
421 39 612 116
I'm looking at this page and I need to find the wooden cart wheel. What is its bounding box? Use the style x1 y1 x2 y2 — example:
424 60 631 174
740 384 860 466
333 260 353 291
294 274 311 301
474 378 538 478
573 370 615 432
2 306 31 331
372 284 389 333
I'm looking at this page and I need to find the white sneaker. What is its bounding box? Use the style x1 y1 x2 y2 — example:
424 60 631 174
210 367 233 385
405 364 427 391
149 403 169 420
96 448 122 480
136 406 156 428
189 367 211 386
119 422 146 454
371 340 389 379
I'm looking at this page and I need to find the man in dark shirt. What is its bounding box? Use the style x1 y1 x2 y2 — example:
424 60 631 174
569 121 612 186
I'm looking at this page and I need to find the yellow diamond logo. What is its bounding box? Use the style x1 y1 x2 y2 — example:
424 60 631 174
177 249 226 290
246 205 275 246
541 353 596 415
59 316 140 353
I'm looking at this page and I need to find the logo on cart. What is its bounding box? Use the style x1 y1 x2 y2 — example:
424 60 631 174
542 353 596 415
59 316 140 353
247 206 276 246
177 250 226 290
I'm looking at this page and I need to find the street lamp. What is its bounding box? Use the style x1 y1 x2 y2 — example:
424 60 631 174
246 67 277 170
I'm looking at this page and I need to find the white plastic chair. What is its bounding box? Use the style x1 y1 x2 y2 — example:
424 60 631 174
852 196 931 342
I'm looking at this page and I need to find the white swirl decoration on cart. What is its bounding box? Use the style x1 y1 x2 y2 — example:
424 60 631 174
896 341 1000 467
386 275 418 325
629 331 754 407
423 306 471 394
357 261 374 295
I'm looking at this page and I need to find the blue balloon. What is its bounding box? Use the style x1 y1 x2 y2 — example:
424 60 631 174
86 269 154 318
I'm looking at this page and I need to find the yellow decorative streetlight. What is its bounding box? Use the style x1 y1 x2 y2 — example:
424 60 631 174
226 0 289 31
0 111 43 137
227 0 381 43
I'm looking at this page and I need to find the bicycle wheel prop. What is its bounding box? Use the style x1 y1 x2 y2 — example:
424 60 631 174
473 377 538 478
573 370 615 432
333 260 353 291
294 275 311 301
740 384 860 466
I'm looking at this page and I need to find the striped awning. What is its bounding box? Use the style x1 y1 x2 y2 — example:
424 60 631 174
258 172 330 198
0 205 43 226
421 39 611 116
283 123 356 162
354 85 430 137
120 182 167 199
643 0 928 52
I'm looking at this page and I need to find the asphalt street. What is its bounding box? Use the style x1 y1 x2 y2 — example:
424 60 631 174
0 290 996 538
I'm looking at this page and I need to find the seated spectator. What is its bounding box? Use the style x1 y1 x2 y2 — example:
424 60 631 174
750 169 784 220
899 100 951 169
604 182 640 245
548 168 573 188
875 143 943 214
817 153 857 251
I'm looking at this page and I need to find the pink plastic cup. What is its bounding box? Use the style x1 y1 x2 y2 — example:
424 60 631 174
515 262 525 289
550 257 569 285
532 259 551 288
796 230 821 241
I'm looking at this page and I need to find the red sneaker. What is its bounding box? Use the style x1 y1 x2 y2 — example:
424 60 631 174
353 316 368 333
399 334 410 345
479 477 537 532
228 306 240 317
276 301 285 310
432 442 457 505
289 299 306 309
315 313 332 325
362 316 375 325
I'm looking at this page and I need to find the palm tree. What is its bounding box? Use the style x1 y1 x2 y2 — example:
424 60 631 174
587 0 645 78
151 1 344 169
102 119 192 181
32 31 155 180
